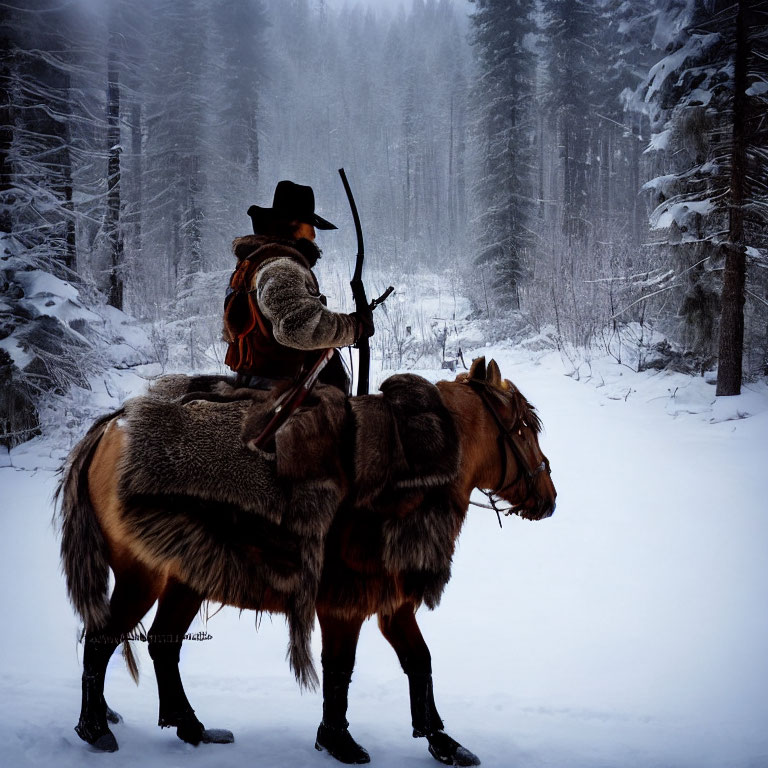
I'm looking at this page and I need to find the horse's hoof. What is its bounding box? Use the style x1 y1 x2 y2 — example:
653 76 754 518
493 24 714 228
175 719 233 746
426 731 480 767
105 706 122 724
175 719 204 746
93 732 119 752
201 728 235 744
75 723 118 752
315 723 371 764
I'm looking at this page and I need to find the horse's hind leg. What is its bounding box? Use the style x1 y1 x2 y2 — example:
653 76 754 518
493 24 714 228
378 603 480 767
147 579 233 746
76 564 159 751
315 609 370 764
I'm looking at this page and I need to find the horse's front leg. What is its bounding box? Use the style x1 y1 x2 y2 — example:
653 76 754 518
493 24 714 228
378 603 481 767
315 609 370 764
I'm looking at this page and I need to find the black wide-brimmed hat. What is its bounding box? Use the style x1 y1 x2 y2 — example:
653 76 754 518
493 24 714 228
247 180 337 232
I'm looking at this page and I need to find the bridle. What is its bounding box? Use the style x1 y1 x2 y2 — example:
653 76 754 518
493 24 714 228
468 380 551 526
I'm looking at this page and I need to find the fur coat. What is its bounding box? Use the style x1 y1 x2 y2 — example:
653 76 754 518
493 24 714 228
231 235 357 352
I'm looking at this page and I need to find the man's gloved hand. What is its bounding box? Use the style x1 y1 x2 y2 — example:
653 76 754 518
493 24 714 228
350 310 375 341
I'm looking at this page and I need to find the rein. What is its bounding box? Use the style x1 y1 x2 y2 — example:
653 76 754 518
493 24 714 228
467 381 550 526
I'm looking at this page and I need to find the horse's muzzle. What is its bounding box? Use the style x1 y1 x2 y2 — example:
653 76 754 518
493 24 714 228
527 476 557 520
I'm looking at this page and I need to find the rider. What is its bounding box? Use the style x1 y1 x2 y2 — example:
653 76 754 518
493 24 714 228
224 182 374 761
223 180 373 392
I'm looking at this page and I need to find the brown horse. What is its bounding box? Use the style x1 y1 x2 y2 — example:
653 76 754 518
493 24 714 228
56 357 556 766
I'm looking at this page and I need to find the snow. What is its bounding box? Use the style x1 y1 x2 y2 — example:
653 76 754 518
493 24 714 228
642 173 677 193
645 129 671 153
14 270 79 303
745 245 768 262
0 336 34 370
644 33 720 106
651 2 695 51
7 272 152 370
14 269 101 326
687 87 712 106
92 304 153 368
650 199 715 231
746 81 768 97
1 343 767 768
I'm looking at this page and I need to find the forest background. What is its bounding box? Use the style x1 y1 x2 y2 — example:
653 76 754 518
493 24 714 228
1 0 767 447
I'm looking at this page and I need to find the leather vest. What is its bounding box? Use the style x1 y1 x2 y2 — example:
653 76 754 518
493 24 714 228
223 240 316 379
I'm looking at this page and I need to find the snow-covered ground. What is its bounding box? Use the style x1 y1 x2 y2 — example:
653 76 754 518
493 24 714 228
1 343 767 768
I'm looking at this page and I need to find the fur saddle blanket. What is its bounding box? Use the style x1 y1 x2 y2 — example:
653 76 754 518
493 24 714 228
117 372 462 687
117 387 343 689
347 374 464 609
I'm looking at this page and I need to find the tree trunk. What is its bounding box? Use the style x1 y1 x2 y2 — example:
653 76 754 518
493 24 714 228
404 149 410 243
537 110 545 220
562 119 571 242
131 100 143 258
62 73 76 273
106 46 124 310
186 156 202 276
716 0 748 396
630 116 642 247
448 93 455 240
0 39 13 236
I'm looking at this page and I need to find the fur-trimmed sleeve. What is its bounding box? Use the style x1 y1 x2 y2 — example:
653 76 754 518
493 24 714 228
255 258 357 350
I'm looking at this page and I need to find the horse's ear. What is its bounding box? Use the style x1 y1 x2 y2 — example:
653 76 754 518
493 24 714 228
468 357 486 381
486 359 503 387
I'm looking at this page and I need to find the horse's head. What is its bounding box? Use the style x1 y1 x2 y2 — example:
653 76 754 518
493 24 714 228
449 357 556 521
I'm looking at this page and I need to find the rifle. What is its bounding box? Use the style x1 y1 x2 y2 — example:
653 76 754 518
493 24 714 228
247 349 334 451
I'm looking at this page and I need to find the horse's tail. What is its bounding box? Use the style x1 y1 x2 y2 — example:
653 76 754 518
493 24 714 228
55 410 123 633
122 636 139 685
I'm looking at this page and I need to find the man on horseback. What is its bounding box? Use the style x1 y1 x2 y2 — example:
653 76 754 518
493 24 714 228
223 180 374 393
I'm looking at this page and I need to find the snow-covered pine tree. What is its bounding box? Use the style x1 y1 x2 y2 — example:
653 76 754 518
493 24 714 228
642 0 768 386
541 0 599 245
118 3 150 313
470 0 538 309
139 0 208 310
105 1 124 311
596 0 658 248
206 0 267 252
716 0 768 394
1 1 153 449
1 3 100 447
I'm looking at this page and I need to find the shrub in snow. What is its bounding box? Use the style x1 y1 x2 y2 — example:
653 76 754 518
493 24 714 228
0 253 152 449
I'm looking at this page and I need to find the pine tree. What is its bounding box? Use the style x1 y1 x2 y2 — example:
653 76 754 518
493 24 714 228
470 0 538 308
541 0 599 245
595 0 657 247
140 0 208 304
642 0 768 384
0 2 103 446
716 0 768 393
106 2 124 310
206 0 267 246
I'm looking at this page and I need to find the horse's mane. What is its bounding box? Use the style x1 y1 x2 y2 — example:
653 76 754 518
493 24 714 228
506 384 543 435
456 373 543 435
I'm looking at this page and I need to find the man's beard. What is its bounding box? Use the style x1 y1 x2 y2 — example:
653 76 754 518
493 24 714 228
294 237 322 268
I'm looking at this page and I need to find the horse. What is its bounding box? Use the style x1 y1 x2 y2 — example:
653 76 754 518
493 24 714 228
56 357 556 766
